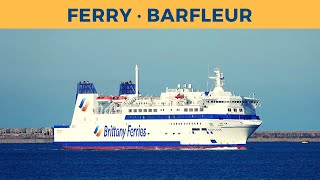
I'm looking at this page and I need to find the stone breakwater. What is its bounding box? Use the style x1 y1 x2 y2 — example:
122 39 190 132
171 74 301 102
248 131 320 142
0 128 53 143
0 128 320 143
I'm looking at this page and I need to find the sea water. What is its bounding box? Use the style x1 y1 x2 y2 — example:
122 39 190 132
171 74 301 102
0 142 319 179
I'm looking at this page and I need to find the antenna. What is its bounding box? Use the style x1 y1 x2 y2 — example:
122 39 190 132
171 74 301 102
206 64 210 91
135 65 139 97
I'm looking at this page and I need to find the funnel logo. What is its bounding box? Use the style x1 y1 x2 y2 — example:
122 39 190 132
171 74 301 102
94 126 103 137
79 98 89 112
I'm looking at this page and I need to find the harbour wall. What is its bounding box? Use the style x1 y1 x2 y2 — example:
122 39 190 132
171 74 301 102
248 131 320 142
0 128 53 143
0 128 320 143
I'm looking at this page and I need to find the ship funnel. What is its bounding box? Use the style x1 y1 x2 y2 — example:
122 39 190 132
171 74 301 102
135 65 139 97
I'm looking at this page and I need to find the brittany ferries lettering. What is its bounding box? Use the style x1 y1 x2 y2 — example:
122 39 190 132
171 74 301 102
103 125 147 139
54 65 262 150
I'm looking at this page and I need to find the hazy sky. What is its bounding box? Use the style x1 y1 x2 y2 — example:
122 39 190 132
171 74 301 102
0 30 319 130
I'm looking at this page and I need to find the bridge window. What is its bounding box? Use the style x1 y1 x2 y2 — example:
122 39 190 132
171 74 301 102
148 109 152 112
184 108 188 112
143 109 147 112
189 108 193 112
194 108 198 112
134 109 137 113
153 109 157 112
139 109 142 112
129 109 132 113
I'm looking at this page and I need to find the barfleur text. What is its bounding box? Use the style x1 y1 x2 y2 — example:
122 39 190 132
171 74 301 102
68 8 252 23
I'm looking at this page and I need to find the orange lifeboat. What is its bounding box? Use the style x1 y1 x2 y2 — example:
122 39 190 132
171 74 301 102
96 96 127 101
175 94 184 99
118 96 127 100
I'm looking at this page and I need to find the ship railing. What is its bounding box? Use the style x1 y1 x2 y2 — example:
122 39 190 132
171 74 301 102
138 96 161 100
121 101 188 107
104 108 122 114
121 97 137 106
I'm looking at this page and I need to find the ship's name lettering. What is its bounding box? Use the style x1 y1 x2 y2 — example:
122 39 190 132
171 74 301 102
104 125 147 139
68 8 252 23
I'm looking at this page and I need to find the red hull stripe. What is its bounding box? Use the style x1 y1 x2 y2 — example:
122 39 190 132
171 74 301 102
55 141 246 150
62 146 246 150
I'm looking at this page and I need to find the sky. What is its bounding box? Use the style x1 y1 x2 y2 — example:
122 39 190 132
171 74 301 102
0 30 319 131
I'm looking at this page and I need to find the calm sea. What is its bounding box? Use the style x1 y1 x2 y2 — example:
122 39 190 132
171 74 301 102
0 142 319 179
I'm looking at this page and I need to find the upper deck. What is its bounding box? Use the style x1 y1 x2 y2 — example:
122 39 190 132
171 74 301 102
91 67 260 116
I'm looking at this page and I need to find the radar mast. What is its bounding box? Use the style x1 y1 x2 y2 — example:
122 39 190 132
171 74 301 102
209 67 224 92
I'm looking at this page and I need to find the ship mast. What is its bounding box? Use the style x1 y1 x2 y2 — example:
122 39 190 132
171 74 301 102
209 67 224 92
135 64 139 97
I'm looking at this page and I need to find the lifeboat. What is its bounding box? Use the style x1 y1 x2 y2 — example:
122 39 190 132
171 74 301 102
175 94 184 99
96 95 127 101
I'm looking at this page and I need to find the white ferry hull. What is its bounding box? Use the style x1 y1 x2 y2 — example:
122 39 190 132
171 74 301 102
54 118 262 150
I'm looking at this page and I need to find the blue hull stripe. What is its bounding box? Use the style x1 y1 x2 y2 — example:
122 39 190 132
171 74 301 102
54 141 245 147
125 114 260 120
53 125 70 128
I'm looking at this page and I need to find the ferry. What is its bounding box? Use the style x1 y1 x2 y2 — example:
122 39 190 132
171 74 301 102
54 65 262 150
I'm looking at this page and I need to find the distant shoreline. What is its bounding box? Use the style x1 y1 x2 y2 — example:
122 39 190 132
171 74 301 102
1 128 319 143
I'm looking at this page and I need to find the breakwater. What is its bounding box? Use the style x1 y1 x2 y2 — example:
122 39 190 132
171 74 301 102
1 128 320 143
248 131 320 142
0 128 53 143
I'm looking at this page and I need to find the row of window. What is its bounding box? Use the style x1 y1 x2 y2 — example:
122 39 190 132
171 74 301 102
184 108 204 112
166 132 181 135
228 108 243 112
170 122 201 125
125 114 260 120
207 100 242 104
128 108 243 113
128 108 204 113
207 100 257 104
128 109 155 113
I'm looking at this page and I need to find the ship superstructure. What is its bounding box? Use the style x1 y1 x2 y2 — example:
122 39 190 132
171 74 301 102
54 65 262 150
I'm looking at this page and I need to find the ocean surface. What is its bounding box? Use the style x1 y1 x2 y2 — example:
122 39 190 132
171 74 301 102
0 142 319 179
